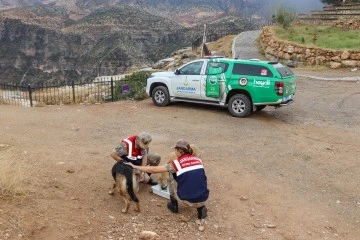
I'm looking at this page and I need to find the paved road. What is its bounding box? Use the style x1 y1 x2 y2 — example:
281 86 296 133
232 30 263 60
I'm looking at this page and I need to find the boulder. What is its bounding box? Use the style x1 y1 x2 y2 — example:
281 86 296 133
330 62 341 69
341 51 350 60
342 60 358 68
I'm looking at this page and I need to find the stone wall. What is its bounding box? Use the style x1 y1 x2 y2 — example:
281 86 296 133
331 18 360 29
297 3 360 25
260 27 360 68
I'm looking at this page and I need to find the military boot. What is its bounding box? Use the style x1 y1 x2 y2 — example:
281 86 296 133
197 205 208 219
167 195 179 213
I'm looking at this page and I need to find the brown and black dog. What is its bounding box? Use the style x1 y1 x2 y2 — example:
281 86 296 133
110 160 140 213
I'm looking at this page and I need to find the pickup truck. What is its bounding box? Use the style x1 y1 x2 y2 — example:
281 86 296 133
146 58 296 117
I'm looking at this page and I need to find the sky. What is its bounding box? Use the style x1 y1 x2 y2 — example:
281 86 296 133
271 0 324 13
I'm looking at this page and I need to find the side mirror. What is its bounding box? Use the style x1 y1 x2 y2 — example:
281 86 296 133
207 67 222 75
175 69 180 75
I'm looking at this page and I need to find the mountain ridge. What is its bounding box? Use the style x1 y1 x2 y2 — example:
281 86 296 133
0 0 323 84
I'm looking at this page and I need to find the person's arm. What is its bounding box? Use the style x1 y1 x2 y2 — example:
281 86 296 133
126 162 168 174
111 142 128 162
110 152 122 161
141 154 148 166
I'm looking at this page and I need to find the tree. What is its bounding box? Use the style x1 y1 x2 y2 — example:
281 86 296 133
274 7 296 29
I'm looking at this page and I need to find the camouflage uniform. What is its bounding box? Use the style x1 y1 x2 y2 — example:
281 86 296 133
114 142 161 182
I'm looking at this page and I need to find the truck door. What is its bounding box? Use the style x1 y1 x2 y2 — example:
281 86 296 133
171 60 205 98
201 62 229 100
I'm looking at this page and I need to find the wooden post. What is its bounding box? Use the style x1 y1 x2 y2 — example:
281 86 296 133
111 77 114 102
28 84 33 107
72 80 75 103
200 23 207 58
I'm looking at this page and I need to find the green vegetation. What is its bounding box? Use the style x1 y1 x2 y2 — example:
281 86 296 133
274 25 360 50
272 7 296 29
114 71 150 101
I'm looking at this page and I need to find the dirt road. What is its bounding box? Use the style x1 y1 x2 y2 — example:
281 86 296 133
1 75 359 240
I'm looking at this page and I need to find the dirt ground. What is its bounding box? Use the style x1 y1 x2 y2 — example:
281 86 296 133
0 72 360 240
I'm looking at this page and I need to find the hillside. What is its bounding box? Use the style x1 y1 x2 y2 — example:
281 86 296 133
0 0 325 84
0 1 256 84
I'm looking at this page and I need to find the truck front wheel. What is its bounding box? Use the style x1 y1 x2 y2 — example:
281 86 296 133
228 94 252 118
152 86 170 106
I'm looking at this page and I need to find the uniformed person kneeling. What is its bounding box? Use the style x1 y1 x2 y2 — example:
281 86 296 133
126 139 209 219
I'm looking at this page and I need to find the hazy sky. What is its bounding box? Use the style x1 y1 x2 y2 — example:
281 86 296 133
270 0 324 13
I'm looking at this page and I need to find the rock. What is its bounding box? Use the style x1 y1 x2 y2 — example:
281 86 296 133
263 224 277 228
0 144 10 150
198 226 205 232
331 56 341 62
179 215 191 222
287 45 294 54
342 60 358 68
341 51 350 60
139 231 160 240
330 62 341 69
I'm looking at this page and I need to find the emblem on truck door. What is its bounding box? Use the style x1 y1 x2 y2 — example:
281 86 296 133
239 77 248 86
209 76 218 85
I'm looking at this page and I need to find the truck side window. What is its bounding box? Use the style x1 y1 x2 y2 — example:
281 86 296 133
232 63 273 77
206 62 229 74
179 61 204 75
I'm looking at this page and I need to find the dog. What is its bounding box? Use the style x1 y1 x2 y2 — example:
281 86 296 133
158 144 201 190
110 159 140 213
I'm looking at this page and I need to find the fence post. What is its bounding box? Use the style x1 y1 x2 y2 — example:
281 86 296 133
72 80 75 103
111 77 114 102
28 84 33 107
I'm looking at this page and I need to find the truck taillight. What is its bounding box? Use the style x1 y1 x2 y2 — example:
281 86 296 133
275 81 284 96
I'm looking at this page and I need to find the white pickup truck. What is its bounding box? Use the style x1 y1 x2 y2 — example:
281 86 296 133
146 57 296 117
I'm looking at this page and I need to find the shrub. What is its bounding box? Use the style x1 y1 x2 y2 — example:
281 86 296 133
0 148 27 198
113 71 151 101
274 7 296 29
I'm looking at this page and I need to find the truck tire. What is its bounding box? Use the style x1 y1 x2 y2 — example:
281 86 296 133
228 94 252 118
152 86 170 106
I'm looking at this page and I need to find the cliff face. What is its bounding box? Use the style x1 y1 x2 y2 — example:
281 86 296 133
0 1 251 84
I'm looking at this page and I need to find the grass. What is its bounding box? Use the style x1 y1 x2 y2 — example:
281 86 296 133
206 34 237 57
274 25 360 50
0 147 28 198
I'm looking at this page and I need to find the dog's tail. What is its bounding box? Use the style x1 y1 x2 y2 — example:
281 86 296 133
123 166 139 203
